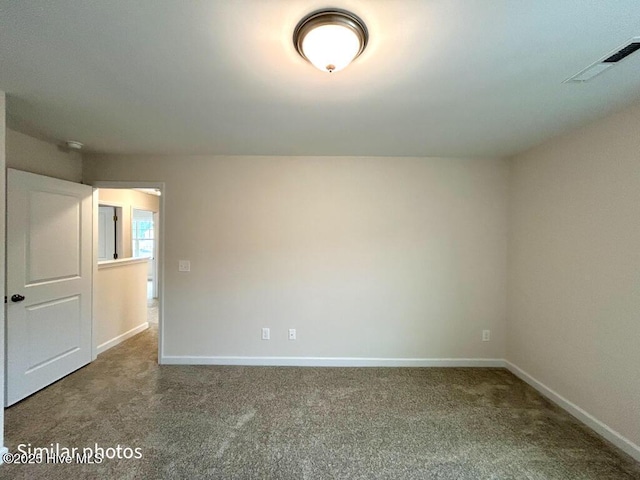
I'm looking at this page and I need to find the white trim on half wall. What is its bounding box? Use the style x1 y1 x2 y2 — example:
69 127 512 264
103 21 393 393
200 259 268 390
97 323 149 355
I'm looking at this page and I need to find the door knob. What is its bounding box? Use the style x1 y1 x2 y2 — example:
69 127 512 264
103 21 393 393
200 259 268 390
11 294 25 303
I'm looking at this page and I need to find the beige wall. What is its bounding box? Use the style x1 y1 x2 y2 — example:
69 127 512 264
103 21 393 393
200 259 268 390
98 188 160 259
96 259 148 352
508 102 640 448
84 155 508 360
6 128 82 182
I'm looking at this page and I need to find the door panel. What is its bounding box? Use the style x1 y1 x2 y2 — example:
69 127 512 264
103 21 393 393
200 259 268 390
6 169 93 406
28 191 81 282
25 296 81 372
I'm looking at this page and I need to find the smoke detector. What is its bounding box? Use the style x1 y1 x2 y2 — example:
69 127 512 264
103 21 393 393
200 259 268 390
65 140 84 150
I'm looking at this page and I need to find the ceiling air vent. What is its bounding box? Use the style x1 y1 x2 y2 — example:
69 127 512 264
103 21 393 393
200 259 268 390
564 38 640 83
602 42 640 63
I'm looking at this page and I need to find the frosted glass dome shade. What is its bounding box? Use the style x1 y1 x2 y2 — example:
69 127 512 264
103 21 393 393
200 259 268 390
294 9 368 73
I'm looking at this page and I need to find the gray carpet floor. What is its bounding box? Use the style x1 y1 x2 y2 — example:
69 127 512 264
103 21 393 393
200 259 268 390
147 297 158 324
2 326 639 479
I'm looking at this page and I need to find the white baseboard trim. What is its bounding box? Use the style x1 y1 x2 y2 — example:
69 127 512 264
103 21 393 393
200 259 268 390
97 322 149 355
160 356 506 368
505 361 640 463
0 446 8 464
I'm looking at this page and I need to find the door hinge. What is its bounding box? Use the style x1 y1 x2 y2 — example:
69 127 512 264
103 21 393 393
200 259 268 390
113 215 118 222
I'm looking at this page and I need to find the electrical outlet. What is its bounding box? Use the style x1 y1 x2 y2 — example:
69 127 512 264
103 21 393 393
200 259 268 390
262 327 270 340
178 260 191 272
482 330 491 342
288 328 296 340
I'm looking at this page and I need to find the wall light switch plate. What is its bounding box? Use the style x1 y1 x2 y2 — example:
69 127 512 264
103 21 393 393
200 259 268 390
178 260 191 272
262 327 270 340
288 328 296 340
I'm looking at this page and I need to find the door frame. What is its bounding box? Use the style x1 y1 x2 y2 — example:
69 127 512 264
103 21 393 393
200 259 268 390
91 181 166 364
131 207 157 297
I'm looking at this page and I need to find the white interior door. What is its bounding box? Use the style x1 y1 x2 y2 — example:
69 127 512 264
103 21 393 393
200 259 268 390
6 169 93 406
98 205 115 260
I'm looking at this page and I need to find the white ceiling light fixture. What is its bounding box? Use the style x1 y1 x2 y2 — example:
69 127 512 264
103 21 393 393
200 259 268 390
293 8 368 73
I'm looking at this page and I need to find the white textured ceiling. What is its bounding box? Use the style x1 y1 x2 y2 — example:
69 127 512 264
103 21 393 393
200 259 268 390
1 0 640 157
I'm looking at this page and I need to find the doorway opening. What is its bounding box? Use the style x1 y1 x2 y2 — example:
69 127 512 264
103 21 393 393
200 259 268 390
93 182 165 364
